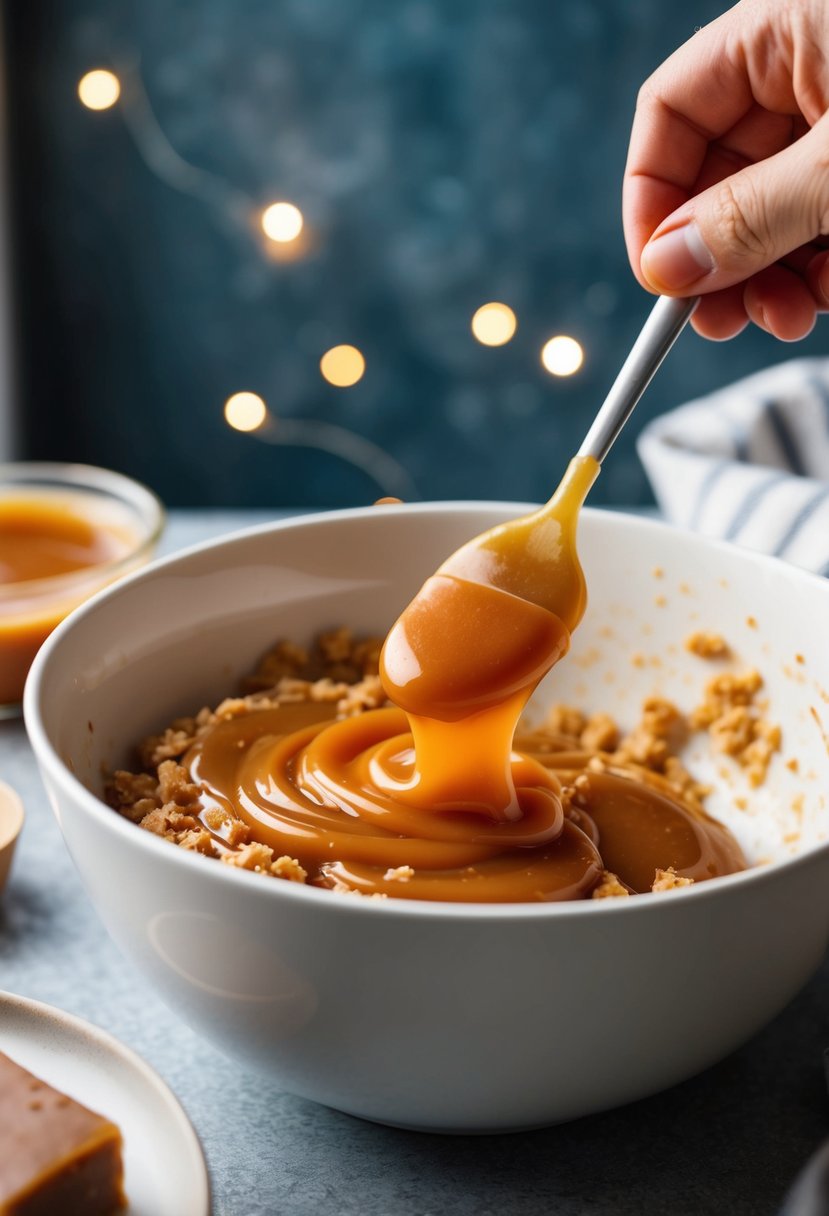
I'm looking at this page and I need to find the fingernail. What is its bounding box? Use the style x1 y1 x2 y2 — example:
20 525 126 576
641 223 715 292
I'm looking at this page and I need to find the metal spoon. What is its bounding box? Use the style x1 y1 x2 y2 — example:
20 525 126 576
437 294 699 629
579 294 699 463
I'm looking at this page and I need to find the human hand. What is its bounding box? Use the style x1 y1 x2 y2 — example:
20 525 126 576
623 0 829 341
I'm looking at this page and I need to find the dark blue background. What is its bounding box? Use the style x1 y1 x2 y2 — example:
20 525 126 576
6 0 827 507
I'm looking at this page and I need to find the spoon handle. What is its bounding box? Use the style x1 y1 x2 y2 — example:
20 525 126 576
577 295 699 465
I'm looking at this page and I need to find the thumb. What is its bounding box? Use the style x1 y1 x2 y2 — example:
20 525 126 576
640 116 829 295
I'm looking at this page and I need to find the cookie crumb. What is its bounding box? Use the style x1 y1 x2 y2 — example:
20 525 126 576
592 871 630 899
271 855 308 883
684 631 731 660
692 669 781 785
652 866 694 892
384 865 415 882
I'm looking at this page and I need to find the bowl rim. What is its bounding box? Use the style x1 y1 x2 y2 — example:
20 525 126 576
23 500 829 923
0 461 165 600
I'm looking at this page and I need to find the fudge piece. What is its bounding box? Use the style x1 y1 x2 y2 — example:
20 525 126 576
0 1050 126 1215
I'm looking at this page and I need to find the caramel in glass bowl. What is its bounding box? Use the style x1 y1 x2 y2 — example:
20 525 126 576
0 463 163 714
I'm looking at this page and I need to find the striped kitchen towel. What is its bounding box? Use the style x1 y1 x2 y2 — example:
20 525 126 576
637 357 829 578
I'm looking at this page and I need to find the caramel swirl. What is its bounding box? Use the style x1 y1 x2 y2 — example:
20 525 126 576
186 701 744 902
189 704 603 901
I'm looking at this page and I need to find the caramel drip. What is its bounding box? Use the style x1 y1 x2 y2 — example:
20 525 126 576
380 574 570 816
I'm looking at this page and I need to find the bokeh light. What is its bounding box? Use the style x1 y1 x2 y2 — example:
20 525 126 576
224 391 268 432
471 302 517 347
320 345 366 388
78 69 121 111
541 335 584 377
261 202 304 243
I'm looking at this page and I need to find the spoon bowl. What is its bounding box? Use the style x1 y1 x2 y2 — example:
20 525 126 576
437 454 599 629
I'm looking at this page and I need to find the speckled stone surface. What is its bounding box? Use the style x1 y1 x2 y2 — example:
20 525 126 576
2 512 829 1215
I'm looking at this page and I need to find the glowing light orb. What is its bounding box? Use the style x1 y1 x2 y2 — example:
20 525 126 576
320 345 365 388
224 391 268 432
261 202 304 243
541 335 584 377
78 69 121 111
471 302 517 347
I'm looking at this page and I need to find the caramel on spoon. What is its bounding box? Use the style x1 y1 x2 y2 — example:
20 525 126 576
381 296 698 722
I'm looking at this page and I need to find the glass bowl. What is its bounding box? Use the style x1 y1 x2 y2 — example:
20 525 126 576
0 462 164 715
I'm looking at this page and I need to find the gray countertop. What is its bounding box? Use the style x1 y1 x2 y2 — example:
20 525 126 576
2 509 828 1216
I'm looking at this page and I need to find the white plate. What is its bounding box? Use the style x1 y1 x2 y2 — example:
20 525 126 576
0 990 210 1216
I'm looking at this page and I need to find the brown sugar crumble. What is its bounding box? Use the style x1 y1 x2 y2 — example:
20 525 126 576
221 842 308 881
384 865 415 883
105 628 387 885
652 866 694 892
691 669 781 787
591 870 630 899
684 631 731 660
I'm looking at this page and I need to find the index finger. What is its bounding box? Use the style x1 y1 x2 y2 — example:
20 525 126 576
623 5 778 285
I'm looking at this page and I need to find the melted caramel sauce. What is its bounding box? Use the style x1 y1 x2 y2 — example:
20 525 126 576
188 456 746 901
0 494 136 706
188 700 744 901
0 498 125 585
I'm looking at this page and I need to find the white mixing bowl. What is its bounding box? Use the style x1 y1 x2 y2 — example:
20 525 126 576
24 504 829 1132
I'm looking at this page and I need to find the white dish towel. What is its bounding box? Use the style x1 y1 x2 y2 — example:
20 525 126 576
637 357 829 579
